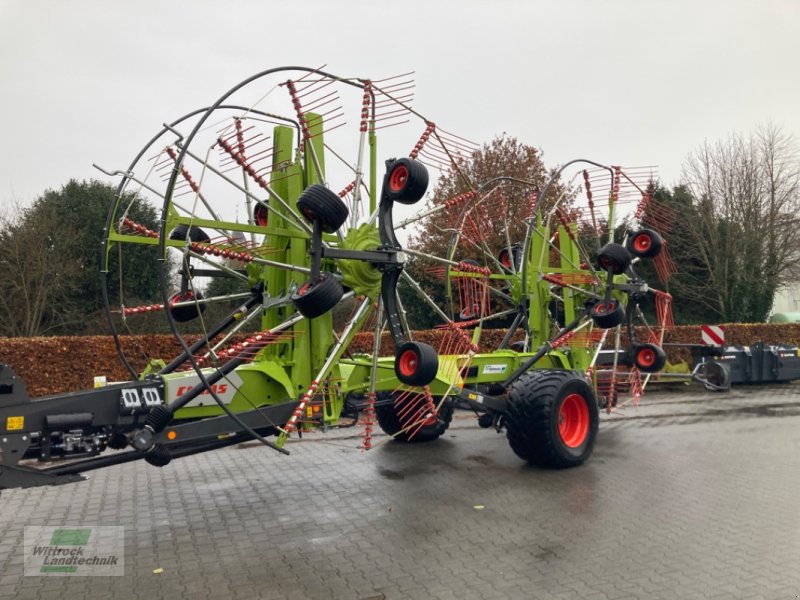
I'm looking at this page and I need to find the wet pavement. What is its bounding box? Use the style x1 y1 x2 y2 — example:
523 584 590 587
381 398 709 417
1 382 800 599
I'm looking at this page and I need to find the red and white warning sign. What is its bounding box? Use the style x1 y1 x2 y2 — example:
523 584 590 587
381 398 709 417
701 324 725 346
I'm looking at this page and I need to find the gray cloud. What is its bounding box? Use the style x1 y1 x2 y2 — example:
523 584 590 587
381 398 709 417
1 0 797 205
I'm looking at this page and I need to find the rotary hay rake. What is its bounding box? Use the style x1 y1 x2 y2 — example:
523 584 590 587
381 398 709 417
0 66 722 491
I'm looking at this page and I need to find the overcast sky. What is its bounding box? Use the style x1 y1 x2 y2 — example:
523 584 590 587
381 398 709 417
1 0 798 207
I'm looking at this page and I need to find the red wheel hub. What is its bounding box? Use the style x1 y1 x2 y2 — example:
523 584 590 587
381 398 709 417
558 393 590 448
398 349 418 377
636 347 656 368
255 206 268 227
633 234 651 253
594 302 610 314
169 291 193 306
389 165 408 192
500 250 511 268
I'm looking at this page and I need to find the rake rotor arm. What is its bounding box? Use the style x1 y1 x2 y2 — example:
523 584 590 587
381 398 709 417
375 161 411 347
310 159 417 348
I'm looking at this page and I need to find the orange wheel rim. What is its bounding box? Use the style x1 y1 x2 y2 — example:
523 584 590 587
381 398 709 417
398 349 418 377
633 234 651 253
389 165 408 191
637 347 656 368
169 291 192 306
255 206 268 226
558 393 589 448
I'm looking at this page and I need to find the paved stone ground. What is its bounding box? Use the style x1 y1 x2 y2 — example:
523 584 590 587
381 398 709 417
2 382 800 599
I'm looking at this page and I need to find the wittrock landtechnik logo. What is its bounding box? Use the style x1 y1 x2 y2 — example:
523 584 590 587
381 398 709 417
24 526 124 576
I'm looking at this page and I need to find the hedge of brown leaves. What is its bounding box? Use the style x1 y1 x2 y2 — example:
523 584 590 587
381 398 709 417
2 323 799 398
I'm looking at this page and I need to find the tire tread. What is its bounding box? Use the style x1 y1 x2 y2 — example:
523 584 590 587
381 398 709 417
505 369 598 469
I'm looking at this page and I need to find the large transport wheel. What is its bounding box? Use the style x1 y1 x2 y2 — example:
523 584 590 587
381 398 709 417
505 369 599 469
375 393 454 443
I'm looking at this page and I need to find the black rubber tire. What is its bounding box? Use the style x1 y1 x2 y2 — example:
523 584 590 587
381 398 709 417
394 341 439 386
144 443 172 467
107 432 129 450
296 184 349 233
384 158 429 205
375 392 454 443
626 228 663 259
505 369 599 468
169 224 211 243
477 412 495 428
596 242 632 274
291 273 344 318
253 203 269 227
168 290 206 322
630 343 667 373
458 304 481 321
590 299 625 329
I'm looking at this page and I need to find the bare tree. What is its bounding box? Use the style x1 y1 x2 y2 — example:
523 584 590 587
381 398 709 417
759 124 800 281
679 123 800 322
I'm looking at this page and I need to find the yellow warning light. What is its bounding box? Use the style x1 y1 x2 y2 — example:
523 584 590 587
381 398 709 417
167 431 177 440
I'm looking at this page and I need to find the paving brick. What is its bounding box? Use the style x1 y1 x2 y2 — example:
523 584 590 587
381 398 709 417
3 385 800 598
